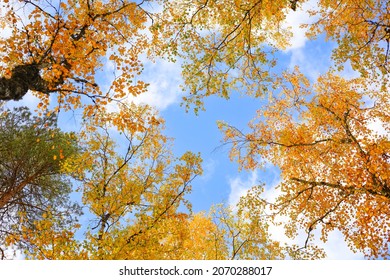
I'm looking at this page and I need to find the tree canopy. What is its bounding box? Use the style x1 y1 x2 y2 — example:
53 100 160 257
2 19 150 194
0 0 389 259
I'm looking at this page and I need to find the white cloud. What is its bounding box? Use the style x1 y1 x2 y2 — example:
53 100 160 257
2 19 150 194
200 158 217 182
130 58 183 111
367 118 389 138
283 0 317 51
281 0 337 81
228 171 259 207
0 1 31 40
3 246 24 260
100 52 183 113
319 230 364 260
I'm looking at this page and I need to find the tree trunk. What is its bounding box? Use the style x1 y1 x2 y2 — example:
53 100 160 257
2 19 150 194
0 64 48 101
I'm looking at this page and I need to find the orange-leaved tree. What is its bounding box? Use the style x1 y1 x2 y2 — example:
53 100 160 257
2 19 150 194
0 0 149 116
305 0 390 81
219 69 390 258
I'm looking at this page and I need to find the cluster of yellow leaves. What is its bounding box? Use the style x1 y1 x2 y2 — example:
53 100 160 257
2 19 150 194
152 0 295 112
20 213 85 260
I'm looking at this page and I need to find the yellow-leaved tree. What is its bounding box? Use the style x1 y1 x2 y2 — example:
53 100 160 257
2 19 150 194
153 0 389 108
15 104 205 259
152 0 295 112
306 0 390 81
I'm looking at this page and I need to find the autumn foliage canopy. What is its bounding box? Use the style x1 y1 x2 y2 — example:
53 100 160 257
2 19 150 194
0 0 389 259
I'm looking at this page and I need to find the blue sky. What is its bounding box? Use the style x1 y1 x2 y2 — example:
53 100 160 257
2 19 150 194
2 0 371 259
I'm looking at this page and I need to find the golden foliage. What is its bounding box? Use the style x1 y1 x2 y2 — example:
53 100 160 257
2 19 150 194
152 0 294 112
